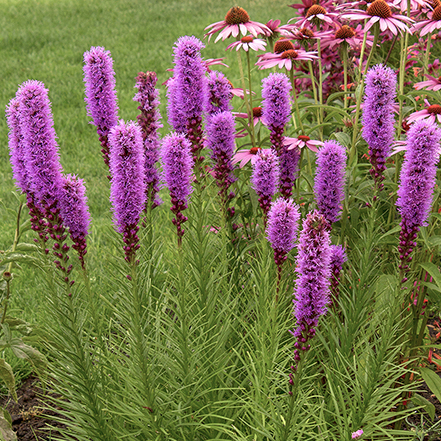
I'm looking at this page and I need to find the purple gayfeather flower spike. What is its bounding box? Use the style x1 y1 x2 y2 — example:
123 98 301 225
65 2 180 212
206 70 232 118
108 121 146 263
279 146 300 200
251 149 280 222
362 64 397 191
396 120 441 278
329 245 347 303
6 96 48 246
206 111 236 214
166 76 186 133
267 198 300 296
291 211 331 372
262 73 292 155
59 174 91 270
83 46 119 178
172 36 207 168
134 71 163 211
162 133 194 247
314 140 347 227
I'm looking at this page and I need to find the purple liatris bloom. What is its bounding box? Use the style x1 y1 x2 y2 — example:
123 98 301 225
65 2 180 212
108 121 146 262
262 73 292 155
166 76 186 133
172 36 207 162
279 146 300 200
292 211 331 364
314 140 347 226
134 71 162 210
362 64 397 190
162 133 194 246
251 149 279 221
396 120 441 275
267 198 300 292
206 111 236 209
59 174 91 270
83 46 119 175
206 70 232 117
329 245 347 302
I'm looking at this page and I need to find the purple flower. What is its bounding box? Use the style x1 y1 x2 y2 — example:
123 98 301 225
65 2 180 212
292 211 331 362
134 71 163 209
396 120 441 274
161 133 194 246
6 98 30 194
59 174 91 269
330 244 347 301
108 121 146 262
262 73 292 154
267 198 300 272
206 70 232 117
17 80 64 215
352 429 364 439
166 76 186 133
206 111 236 207
83 46 119 173
252 149 279 220
362 64 397 190
279 146 300 200
314 140 347 225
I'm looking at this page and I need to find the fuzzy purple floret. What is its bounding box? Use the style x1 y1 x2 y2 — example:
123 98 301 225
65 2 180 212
267 198 300 255
262 73 292 130
108 121 146 234
17 80 64 211
59 174 91 240
173 36 207 122
167 77 187 133
330 244 347 271
252 149 279 198
162 133 194 204
314 140 347 225
206 70 232 117
6 98 30 193
83 47 119 137
279 146 300 200
292 211 331 361
397 120 441 230
134 71 163 208
362 64 397 187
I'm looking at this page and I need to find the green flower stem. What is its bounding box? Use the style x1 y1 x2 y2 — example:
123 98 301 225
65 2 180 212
341 45 349 110
289 68 305 134
317 38 324 141
308 60 321 126
1 202 22 325
423 32 433 75
237 50 256 148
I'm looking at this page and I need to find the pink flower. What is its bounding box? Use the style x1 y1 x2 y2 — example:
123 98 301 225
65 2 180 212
320 24 373 50
392 0 429 13
232 147 265 168
205 6 270 43
341 0 414 36
226 35 267 52
414 74 441 91
234 106 265 126
352 429 364 439
257 43 317 70
407 99 441 125
284 136 323 152
290 4 339 28
413 6 441 36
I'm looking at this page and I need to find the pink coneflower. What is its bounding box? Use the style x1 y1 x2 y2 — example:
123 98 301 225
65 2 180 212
290 4 339 28
284 136 323 152
205 6 270 42
414 74 441 91
232 146 263 168
234 106 265 126
257 46 317 70
413 5 441 35
265 19 296 37
392 0 429 13
226 35 267 52
320 24 373 50
341 0 414 35
407 99 441 125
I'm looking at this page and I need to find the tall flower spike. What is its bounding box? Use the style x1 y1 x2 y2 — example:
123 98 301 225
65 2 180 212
292 211 331 366
6 96 47 245
134 71 163 211
267 198 300 295
108 121 146 263
362 64 397 191
166 76 186 133
314 140 347 226
252 149 280 222
206 71 232 118
329 244 347 303
59 174 91 270
206 111 236 213
396 120 441 277
162 133 194 247
279 147 301 200
173 36 207 168
83 47 119 177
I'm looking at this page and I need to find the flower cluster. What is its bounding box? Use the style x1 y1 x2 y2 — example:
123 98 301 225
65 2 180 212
206 70 232 117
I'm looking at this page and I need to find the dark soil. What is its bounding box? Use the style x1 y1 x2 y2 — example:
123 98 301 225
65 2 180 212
0 375 66 441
